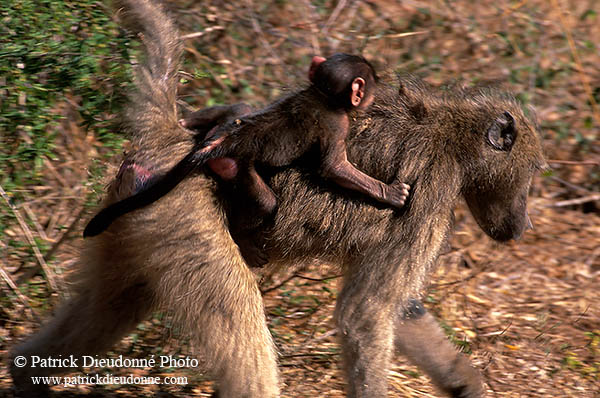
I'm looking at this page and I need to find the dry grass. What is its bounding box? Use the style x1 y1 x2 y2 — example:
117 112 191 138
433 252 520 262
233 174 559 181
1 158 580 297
1 0 599 397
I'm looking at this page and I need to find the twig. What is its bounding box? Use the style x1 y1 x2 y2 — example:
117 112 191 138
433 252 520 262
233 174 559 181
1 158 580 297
498 320 513 337
432 251 490 293
305 328 337 344
358 31 429 40
549 176 591 194
547 159 599 166
552 194 600 207
328 30 428 43
43 157 70 189
333 1 360 53
261 273 341 294
300 0 322 55
0 185 57 291
295 273 342 282
21 203 50 241
180 26 225 40
43 206 85 262
534 321 562 341
364 0 397 28
280 351 340 360
321 0 347 36
551 0 600 127
245 0 283 65
572 304 590 325
261 273 298 295
0 259 32 310
46 198 66 237
432 268 484 287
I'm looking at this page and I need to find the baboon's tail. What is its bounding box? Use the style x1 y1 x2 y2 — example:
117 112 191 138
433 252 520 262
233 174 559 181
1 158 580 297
84 143 226 238
113 0 182 141
83 0 184 238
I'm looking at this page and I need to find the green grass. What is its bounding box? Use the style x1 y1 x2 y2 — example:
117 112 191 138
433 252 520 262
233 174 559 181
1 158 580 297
0 0 131 195
0 0 134 294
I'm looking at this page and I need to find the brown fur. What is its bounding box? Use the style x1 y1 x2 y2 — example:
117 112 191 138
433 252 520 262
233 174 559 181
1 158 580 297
262 78 544 396
10 0 545 397
83 54 409 239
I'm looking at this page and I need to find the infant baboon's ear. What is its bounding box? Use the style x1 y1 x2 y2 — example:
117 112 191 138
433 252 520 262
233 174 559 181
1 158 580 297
350 77 366 107
486 111 516 151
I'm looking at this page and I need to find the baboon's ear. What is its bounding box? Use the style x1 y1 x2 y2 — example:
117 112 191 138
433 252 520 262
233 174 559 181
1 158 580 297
350 77 366 107
486 111 516 151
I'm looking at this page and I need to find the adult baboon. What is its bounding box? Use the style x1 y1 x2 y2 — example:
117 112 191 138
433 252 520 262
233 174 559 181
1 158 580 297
10 0 546 397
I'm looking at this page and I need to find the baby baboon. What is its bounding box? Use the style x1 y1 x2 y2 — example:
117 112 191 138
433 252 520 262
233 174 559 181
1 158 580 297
83 53 411 238
11 0 546 397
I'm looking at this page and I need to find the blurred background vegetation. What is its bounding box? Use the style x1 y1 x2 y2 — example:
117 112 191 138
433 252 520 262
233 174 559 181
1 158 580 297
0 0 598 396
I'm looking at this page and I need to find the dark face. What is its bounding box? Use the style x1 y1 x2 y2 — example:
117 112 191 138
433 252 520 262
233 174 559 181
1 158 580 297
462 110 544 242
464 178 532 241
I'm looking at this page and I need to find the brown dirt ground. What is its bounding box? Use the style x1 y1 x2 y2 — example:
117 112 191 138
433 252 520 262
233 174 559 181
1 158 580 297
1 0 599 397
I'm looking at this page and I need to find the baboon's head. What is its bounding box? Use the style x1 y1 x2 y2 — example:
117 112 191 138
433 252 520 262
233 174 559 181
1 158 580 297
459 98 546 242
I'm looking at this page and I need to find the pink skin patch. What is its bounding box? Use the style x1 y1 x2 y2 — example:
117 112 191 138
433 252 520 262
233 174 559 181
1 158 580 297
119 131 237 193
117 160 154 192
207 158 238 180
202 135 239 179
308 55 326 82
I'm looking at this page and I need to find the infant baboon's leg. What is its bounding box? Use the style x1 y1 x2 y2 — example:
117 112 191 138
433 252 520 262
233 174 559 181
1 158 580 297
395 299 485 398
10 279 153 397
219 164 276 268
242 164 278 218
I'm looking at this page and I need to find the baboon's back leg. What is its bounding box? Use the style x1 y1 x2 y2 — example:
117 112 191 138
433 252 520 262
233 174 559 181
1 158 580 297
156 245 279 398
395 299 485 398
10 279 153 397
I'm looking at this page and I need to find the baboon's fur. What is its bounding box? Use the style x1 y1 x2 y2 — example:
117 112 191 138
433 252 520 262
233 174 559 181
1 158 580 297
11 0 545 397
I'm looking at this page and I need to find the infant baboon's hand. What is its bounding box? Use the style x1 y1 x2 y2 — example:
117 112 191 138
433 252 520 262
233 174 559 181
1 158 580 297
386 182 410 209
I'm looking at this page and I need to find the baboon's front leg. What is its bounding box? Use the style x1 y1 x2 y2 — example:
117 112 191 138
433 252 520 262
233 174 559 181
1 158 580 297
335 271 395 398
395 299 485 398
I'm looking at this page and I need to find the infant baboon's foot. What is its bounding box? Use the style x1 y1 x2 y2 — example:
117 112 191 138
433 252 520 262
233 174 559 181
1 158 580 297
386 182 410 209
